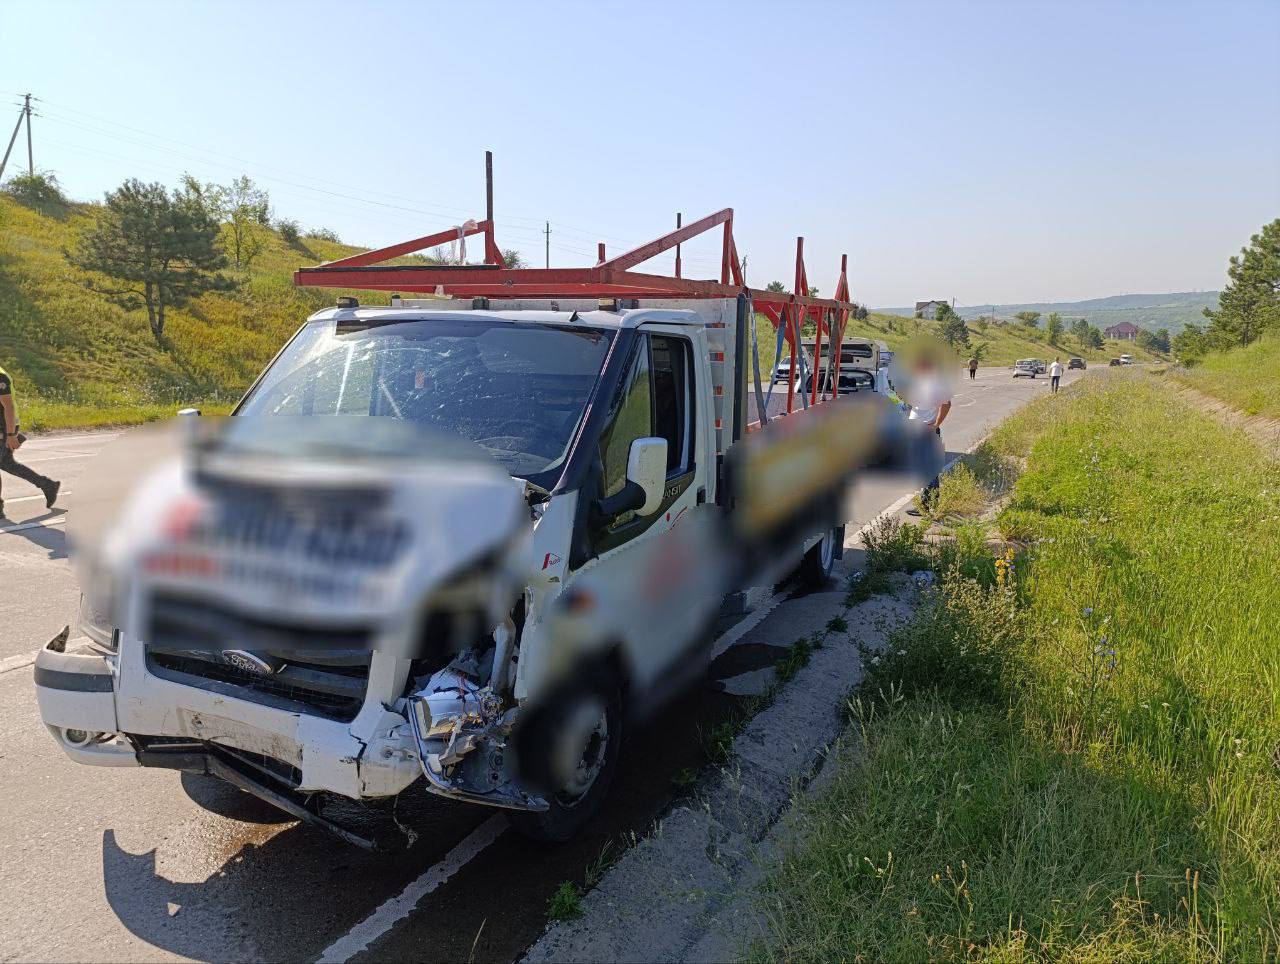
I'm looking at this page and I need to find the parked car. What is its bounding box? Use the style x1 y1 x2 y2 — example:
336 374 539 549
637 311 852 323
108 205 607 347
1068 357 1086 370
1109 358 1122 367
1013 358 1040 378
772 348 814 384
1119 354 1133 365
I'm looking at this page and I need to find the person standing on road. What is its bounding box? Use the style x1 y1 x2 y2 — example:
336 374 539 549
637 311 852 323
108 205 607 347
967 356 978 380
1049 357 1064 394
904 354 953 515
0 364 60 519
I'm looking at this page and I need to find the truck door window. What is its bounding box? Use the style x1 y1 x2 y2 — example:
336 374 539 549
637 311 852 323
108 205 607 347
649 335 692 475
597 339 653 512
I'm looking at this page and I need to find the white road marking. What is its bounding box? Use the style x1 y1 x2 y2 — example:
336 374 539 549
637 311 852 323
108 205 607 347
0 515 66 535
17 452 94 463
1 489 72 505
21 433 118 446
316 815 508 964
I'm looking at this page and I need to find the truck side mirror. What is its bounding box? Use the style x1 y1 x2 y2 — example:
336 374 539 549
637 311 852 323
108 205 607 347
594 437 668 520
626 437 668 515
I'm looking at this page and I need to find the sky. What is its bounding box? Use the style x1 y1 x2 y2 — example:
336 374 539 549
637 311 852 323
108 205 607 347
2 0 1278 308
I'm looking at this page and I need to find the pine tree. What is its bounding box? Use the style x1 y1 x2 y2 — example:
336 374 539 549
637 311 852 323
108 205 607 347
1203 218 1280 346
67 179 232 345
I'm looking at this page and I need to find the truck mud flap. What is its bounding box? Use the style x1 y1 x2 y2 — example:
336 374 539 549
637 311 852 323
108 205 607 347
136 743 395 852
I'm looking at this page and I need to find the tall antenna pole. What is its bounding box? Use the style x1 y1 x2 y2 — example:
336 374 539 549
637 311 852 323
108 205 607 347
675 212 682 278
24 94 32 176
544 221 551 269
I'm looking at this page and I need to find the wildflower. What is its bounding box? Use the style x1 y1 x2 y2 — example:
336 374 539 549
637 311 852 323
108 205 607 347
1141 703 1150 709
897 649 907 657
1083 607 1093 616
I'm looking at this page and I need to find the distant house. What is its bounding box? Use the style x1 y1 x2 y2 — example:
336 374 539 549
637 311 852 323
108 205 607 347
915 300 949 320
1104 321 1141 341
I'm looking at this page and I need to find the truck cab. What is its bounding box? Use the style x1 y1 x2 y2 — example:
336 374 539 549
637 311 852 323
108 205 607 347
35 295 840 844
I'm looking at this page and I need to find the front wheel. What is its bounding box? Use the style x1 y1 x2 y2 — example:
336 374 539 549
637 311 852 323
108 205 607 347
508 687 621 843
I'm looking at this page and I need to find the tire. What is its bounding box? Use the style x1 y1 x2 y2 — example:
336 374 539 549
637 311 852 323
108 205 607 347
798 526 838 587
508 685 622 843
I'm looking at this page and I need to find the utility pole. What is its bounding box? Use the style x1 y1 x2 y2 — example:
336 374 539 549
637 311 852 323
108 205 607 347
0 93 32 183
543 221 551 269
24 93 32 176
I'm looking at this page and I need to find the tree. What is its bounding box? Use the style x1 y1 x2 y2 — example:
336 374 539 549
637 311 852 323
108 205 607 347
936 303 970 350
1014 311 1041 328
1136 327 1171 355
1172 323 1206 363
765 281 787 293
1203 218 1280 347
306 227 341 243
184 174 271 270
1070 317 1091 347
276 218 301 245
502 248 527 269
1086 325 1104 349
853 305 869 321
1045 312 1065 345
67 178 232 345
806 285 819 297
2 171 69 214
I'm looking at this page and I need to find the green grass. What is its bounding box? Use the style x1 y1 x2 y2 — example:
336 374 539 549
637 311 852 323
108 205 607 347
1171 334 1280 420
753 371 1280 961
546 881 585 921
0 195 412 431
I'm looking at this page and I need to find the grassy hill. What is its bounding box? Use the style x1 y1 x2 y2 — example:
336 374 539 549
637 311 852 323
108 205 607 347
0 194 409 429
1169 334 1280 419
954 292 1216 335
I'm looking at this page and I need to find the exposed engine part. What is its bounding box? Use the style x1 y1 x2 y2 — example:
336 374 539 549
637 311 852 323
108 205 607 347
489 614 517 691
407 661 546 811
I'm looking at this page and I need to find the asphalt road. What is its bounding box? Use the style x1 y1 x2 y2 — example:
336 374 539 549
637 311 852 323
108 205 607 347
0 367 1082 962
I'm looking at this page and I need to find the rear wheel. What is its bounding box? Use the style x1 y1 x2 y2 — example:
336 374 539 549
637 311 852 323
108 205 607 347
798 526 839 587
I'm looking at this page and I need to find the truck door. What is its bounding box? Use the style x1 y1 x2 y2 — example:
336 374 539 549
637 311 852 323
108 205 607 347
589 329 702 558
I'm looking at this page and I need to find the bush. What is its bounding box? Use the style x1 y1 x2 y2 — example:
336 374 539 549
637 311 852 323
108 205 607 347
276 218 300 244
2 171 69 214
918 462 985 520
305 226 340 243
859 561 1024 705
860 516 930 574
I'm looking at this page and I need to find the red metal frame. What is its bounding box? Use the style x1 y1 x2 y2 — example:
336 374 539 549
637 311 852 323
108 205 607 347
292 153 858 415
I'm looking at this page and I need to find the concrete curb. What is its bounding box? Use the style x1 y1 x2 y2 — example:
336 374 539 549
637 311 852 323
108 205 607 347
523 586 915 964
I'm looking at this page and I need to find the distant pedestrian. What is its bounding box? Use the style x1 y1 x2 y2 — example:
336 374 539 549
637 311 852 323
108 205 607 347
0 364 60 519
967 356 978 380
1049 357 1064 394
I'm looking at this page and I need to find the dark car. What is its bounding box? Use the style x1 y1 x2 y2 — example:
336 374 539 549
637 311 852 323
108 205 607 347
1068 357 1086 370
1109 358 1122 367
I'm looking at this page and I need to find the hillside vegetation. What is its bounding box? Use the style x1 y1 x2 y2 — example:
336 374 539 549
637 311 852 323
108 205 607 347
1170 334 1280 420
756 371 1279 960
0 194 389 429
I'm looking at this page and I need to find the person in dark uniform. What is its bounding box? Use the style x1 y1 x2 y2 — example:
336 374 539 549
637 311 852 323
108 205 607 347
0 364 60 518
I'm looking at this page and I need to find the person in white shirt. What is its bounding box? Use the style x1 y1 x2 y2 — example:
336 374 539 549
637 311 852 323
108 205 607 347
904 355 952 515
1049 357 1064 394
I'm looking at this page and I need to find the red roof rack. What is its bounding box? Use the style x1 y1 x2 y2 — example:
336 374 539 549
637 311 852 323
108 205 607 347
293 153 859 411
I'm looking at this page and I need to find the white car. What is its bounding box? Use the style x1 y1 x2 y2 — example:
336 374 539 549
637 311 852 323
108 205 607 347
1119 354 1133 365
1013 358 1040 378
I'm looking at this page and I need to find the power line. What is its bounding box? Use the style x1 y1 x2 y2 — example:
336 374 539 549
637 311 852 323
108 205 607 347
0 93 33 181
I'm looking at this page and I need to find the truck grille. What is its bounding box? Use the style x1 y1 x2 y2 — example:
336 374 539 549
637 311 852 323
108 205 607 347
145 594 372 722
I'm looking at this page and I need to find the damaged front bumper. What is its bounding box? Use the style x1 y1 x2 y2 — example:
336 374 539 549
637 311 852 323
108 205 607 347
406 667 547 813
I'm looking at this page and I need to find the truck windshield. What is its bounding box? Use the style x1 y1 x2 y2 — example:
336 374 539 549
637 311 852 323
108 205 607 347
236 317 614 480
